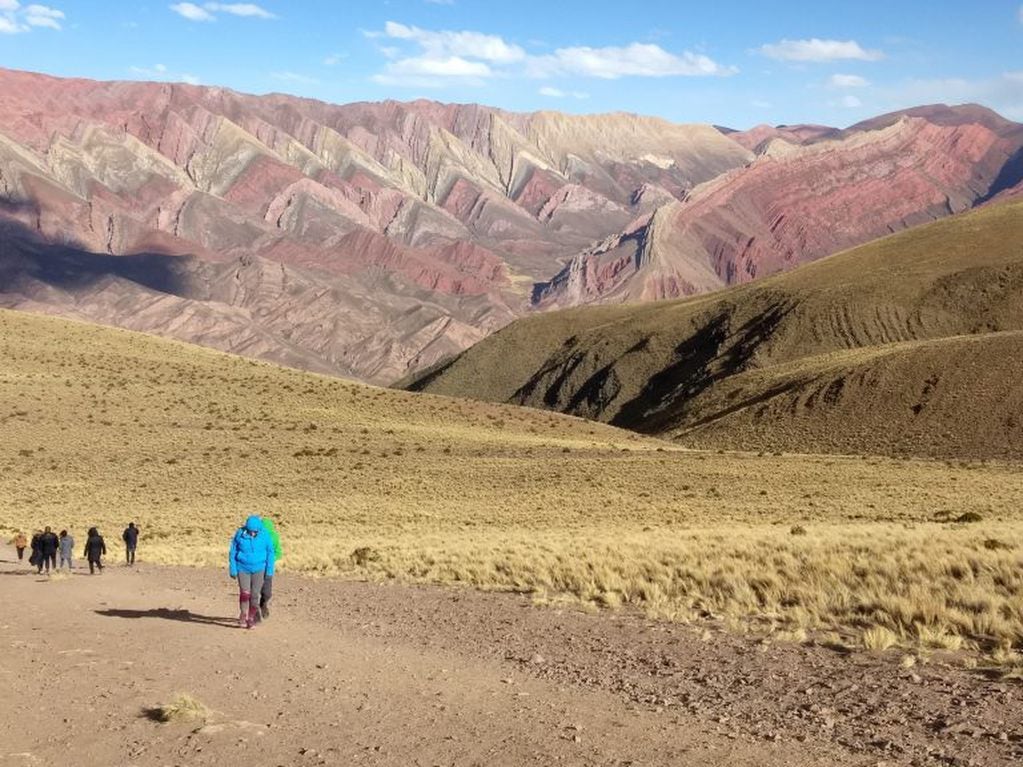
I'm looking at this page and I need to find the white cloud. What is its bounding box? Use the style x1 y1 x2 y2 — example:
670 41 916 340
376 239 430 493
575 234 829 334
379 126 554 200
24 4 62 28
381 21 525 63
538 86 589 99
0 1 65 33
368 21 732 88
170 2 273 22
130 64 200 85
205 3 274 18
760 38 883 63
323 52 345 66
831 94 863 108
829 73 869 88
529 42 734 79
170 2 213 21
271 71 319 85
386 55 491 78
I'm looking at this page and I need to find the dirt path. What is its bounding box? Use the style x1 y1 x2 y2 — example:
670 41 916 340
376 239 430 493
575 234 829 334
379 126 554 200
0 549 1019 766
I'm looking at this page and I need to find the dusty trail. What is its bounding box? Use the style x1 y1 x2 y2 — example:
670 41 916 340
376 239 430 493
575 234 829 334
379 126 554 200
0 548 1019 766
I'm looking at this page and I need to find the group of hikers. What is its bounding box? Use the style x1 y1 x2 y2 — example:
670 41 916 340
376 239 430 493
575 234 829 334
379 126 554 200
11 516 279 630
11 523 140 575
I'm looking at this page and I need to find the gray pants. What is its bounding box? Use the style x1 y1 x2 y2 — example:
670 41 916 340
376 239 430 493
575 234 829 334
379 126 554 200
237 571 265 621
260 575 273 608
59 554 73 570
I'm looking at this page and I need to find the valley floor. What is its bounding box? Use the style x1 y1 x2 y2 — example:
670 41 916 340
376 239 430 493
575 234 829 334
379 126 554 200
1 547 1020 766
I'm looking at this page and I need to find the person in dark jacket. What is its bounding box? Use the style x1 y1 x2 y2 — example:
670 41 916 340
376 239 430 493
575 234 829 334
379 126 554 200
228 516 276 629
38 527 59 574
122 522 139 565
29 531 42 569
84 527 106 574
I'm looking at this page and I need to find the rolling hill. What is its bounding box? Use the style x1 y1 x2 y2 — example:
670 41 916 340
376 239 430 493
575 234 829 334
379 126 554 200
405 198 1023 460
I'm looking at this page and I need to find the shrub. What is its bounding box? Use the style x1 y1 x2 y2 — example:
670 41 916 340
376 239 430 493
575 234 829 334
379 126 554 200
144 694 210 723
351 546 381 567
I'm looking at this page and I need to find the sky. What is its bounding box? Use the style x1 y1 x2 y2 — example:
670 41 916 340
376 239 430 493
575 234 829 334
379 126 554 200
1 1 1022 128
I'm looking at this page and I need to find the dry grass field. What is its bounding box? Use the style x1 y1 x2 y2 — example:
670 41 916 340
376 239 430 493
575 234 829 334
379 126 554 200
2 308 1022 662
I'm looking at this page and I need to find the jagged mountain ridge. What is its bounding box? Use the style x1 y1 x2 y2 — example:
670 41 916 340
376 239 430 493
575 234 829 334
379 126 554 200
535 104 1023 310
1 68 1022 383
0 68 749 382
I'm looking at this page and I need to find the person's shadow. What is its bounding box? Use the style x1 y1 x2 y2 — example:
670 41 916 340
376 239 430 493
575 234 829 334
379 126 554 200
95 607 238 628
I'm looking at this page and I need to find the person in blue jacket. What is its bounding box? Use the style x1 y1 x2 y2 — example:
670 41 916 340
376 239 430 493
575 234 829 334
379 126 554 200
228 515 276 629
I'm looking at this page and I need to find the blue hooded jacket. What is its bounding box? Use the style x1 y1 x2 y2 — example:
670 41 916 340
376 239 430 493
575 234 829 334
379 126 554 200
228 515 276 577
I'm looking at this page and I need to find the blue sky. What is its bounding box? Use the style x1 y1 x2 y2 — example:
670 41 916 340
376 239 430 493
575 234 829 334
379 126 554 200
1 1 1022 128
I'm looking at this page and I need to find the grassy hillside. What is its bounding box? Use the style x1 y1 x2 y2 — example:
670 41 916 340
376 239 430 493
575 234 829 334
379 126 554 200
405 199 1023 459
3 308 1023 657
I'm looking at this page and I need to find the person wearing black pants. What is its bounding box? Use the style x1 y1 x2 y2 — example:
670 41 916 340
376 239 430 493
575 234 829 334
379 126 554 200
38 527 59 574
84 527 106 574
122 522 139 565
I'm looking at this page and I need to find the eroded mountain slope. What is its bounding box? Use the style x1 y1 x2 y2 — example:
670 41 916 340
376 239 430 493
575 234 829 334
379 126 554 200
407 199 1023 459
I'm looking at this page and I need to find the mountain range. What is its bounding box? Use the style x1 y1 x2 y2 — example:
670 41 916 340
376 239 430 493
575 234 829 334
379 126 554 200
1 67 1021 384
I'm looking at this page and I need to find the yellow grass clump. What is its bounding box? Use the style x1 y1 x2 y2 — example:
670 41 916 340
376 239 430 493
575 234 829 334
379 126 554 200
145 694 210 724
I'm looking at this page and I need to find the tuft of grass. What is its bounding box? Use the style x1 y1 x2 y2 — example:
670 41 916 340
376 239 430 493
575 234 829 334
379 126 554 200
144 694 210 724
956 511 983 524
862 626 900 651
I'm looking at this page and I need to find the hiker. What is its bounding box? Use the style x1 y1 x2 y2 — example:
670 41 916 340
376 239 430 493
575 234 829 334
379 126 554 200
84 527 106 574
12 532 27 561
29 531 42 569
38 527 59 574
58 529 75 571
228 516 276 629
122 522 139 565
259 518 282 620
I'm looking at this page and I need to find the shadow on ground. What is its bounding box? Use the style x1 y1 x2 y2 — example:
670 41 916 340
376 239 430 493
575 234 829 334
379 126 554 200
96 608 238 628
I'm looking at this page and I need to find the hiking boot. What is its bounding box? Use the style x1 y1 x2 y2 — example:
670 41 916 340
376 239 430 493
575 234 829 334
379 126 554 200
260 604 270 620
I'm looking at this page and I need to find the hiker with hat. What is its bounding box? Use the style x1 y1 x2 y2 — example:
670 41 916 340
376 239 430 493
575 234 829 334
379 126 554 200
228 516 276 629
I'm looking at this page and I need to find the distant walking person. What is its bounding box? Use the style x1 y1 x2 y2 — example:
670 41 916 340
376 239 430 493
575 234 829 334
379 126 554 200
58 530 75 571
38 527 59 574
122 522 139 565
228 516 276 629
84 527 106 574
29 531 42 570
12 532 28 561
259 518 282 620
